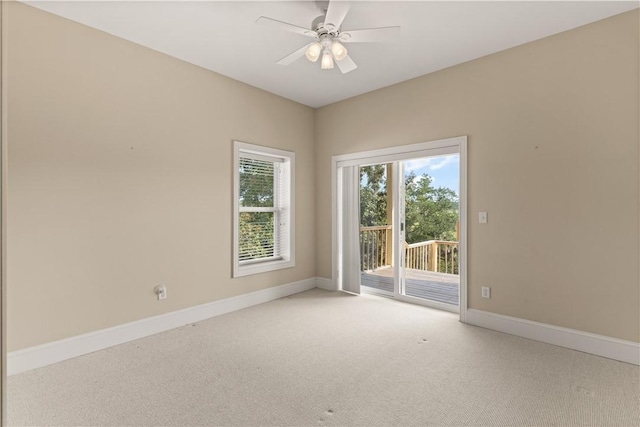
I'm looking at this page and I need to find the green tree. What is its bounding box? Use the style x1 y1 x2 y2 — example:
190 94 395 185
359 165 388 227
404 172 458 243
359 165 459 244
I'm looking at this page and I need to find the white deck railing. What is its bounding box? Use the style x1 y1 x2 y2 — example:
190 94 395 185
360 226 459 275
405 240 459 275
360 225 392 271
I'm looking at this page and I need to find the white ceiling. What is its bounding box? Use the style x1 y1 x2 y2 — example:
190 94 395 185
24 1 639 108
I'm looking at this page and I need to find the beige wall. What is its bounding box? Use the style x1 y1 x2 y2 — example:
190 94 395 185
7 3 315 351
7 2 639 352
315 10 639 342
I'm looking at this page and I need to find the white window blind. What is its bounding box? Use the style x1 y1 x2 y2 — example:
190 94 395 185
233 142 294 277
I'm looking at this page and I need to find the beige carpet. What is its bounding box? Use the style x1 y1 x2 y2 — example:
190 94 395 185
8 289 640 426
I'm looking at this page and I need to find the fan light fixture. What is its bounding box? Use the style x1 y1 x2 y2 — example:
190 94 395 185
321 50 334 69
305 42 322 63
307 39 347 70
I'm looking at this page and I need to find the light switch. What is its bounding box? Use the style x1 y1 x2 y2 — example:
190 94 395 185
479 212 488 224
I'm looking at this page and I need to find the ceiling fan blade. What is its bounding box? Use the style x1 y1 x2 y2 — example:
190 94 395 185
339 26 401 43
324 0 350 32
276 43 313 66
256 16 317 38
336 54 357 74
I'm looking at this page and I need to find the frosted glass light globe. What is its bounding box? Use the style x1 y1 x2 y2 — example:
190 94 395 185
305 42 322 62
331 41 348 61
321 50 334 69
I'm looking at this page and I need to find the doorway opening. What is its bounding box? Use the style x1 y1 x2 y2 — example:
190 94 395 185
359 155 460 308
333 136 467 317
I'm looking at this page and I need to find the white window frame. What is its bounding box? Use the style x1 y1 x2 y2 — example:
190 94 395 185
233 141 295 277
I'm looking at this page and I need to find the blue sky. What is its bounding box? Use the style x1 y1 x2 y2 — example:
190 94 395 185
404 155 460 194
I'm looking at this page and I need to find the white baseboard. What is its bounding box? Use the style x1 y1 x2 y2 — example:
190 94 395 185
465 308 640 365
315 277 336 291
8 278 320 376
14 283 634 375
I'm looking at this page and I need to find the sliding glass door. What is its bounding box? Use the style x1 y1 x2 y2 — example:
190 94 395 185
401 155 460 307
356 154 461 310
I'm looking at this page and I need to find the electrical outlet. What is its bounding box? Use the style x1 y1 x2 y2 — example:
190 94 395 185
481 286 491 299
155 285 167 301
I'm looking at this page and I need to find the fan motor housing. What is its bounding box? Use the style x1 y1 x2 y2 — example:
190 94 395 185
312 15 340 38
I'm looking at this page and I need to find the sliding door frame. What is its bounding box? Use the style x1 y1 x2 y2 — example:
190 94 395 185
331 136 468 321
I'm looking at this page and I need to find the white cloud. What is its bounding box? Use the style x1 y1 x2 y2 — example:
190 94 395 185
430 155 457 170
405 155 458 172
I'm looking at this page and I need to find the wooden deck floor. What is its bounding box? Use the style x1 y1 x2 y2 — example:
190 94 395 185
361 267 459 306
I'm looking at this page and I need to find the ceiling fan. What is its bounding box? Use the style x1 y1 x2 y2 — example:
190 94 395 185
256 0 400 74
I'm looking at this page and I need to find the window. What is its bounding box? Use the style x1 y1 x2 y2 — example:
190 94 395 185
233 141 295 277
